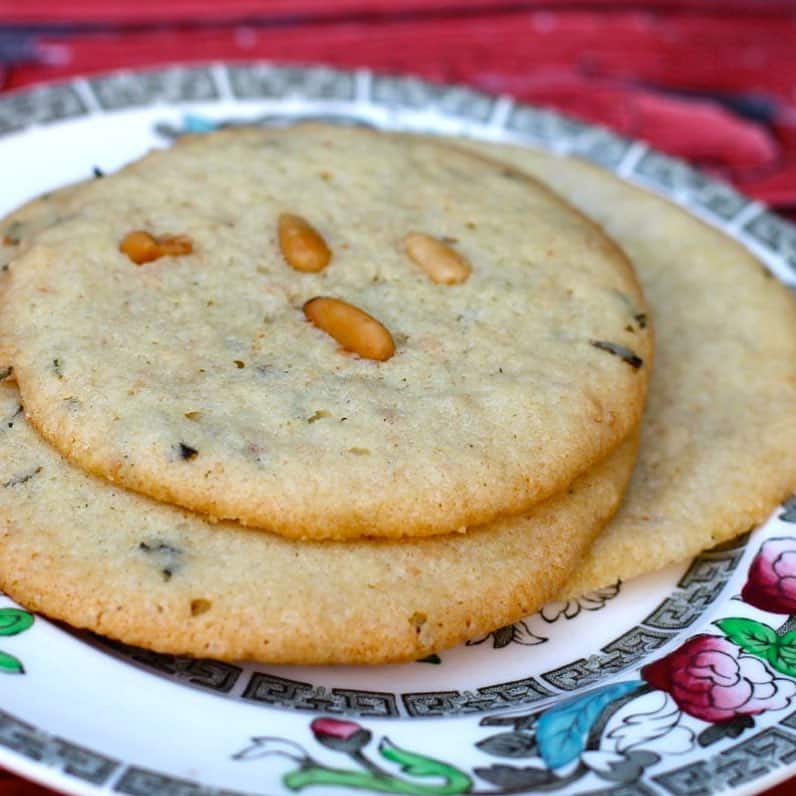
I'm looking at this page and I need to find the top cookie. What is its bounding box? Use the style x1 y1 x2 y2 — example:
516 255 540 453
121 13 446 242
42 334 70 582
0 125 650 539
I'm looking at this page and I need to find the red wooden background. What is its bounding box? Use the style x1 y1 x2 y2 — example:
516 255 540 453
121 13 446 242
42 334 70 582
0 2 795 794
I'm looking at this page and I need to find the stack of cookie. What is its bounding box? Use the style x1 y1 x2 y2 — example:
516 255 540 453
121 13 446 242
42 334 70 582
0 125 793 664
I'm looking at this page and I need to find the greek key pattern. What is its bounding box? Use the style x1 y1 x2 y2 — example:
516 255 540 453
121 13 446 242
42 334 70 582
743 210 796 280
227 64 356 101
89 67 219 110
542 628 674 692
505 103 586 145
630 149 751 222
0 708 119 785
567 127 633 169
403 676 554 718
371 74 495 122
654 726 796 795
242 673 399 717
115 768 254 796
0 83 88 135
644 545 746 631
100 639 241 693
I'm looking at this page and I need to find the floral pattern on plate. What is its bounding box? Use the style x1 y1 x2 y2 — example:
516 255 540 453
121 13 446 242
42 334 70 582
234 534 796 794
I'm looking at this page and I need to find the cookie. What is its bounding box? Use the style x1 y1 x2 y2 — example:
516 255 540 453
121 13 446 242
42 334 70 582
1 193 63 272
463 140 796 595
0 380 636 664
0 125 651 540
0 182 88 364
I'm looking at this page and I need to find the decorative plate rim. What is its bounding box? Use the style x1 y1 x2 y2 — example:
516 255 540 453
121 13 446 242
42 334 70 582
0 61 795 796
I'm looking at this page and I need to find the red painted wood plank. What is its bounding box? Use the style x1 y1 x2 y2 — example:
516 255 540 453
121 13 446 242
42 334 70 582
1 0 795 25
5 11 794 205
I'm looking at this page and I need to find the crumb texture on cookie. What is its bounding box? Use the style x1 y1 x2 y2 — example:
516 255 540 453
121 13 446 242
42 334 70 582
0 126 650 539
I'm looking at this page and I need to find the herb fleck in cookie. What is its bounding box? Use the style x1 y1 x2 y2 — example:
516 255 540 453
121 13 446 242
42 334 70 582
0 126 650 539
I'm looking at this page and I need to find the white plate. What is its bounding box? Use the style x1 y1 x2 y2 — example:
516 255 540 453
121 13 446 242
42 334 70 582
1 63 796 796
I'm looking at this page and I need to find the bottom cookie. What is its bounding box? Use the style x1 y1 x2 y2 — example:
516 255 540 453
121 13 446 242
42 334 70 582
462 139 796 596
0 379 635 664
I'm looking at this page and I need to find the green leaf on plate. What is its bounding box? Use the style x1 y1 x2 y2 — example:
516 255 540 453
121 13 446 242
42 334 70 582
716 618 796 677
765 640 796 678
282 740 472 795
776 633 796 668
379 738 472 794
0 650 24 674
715 618 777 655
0 607 34 637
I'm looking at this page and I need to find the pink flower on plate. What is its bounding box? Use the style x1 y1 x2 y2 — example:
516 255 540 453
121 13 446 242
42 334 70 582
641 634 795 723
310 718 372 753
741 537 796 614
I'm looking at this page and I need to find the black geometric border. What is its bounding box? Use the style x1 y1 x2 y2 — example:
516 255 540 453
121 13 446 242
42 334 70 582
653 723 796 796
4 685 796 796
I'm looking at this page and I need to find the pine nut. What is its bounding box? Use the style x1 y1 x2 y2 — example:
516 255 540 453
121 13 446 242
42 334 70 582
119 230 161 264
157 234 193 257
303 297 395 361
403 233 471 284
278 213 331 273
120 230 193 264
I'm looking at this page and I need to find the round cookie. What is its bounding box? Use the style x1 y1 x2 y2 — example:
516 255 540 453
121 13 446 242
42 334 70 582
0 125 651 540
0 380 636 664
1 176 101 274
463 140 796 596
